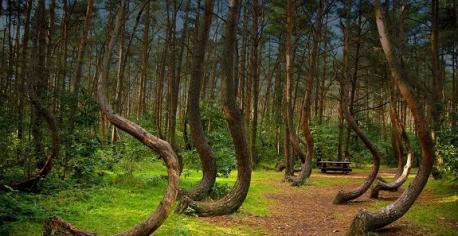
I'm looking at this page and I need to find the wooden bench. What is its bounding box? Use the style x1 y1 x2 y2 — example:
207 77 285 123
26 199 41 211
317 160 352 174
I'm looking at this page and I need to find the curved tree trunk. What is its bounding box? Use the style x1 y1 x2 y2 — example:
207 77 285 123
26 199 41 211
348 3 435 234
333 29 380 204
333 0 380 205
290 0 324 186
181 0 217 201
370 152 413 199
284 0 306 183
43 217 95 236
13 0 60 191
43 3 180 235
176 0 252 217
13 82 60 190
332 99 381 204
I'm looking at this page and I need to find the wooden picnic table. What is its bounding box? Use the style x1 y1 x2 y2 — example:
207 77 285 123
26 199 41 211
317 160 352 174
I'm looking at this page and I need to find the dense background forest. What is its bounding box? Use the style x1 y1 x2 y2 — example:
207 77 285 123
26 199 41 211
0 0 457 235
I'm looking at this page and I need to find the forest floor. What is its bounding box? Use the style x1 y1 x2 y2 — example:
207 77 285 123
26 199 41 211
204 169 457 235
1 161 457 236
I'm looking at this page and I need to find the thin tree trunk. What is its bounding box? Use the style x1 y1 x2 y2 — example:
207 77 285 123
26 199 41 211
112 2 148 142
389 83 404 179
166 0 178 149
137 2 151 118
238 5 248 109
16 0 33 168
249 0 260 167
283 0 301 180
430 0 444 178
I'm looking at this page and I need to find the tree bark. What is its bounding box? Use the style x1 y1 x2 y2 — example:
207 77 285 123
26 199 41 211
166 0 178 149
389 84 404 179
283 0 302 181
430 0 444 179
370 151 412 199
137 2 151 118
348 3 435 234
180 0 217 201
249 0 260 168
289 0 323 186
176 0 252 216
333 91 381 204
333 0 380 204
44 3 180 235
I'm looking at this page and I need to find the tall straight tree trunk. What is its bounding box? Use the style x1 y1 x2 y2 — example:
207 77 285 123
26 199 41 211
389 84 404 179
177 0 252 216
344 0 362 159
31 0 50 169
16 0 33 165
348 3 435 234
283 0 300 180
111 2 147 142
166 0 178 149
172 0 191 124
64 0 93 179
111 13 126 143
137 2 151 118
430 0 444 178
249 0 260 167
238 5 248 109
58 0 68 126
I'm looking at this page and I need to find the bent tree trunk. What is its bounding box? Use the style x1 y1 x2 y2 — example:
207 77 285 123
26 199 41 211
13 82 60 190
333 99 381 204
290 0 324 186
333 0 380 203
13 0 59 191
43 2 180 235
176 0 252 216
283 0 310 185
371 99 413 198
333 7 380 201
370 152 413 199
348 3 435 234
181 0 217 201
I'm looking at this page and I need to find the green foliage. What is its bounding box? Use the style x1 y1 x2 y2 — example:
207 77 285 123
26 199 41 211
209 182 232 199
191 101 237 177
437 128 458 180
0 191 48 231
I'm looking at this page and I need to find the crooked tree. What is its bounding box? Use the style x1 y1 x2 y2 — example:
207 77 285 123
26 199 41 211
348 2 435 234
177 0 252 216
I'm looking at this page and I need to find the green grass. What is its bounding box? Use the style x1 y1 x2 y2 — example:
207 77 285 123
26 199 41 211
1 161 274 235
1 163 456 235
371 176 458 236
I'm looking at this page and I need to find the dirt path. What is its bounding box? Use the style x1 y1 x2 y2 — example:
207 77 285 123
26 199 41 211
203 170 436 235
